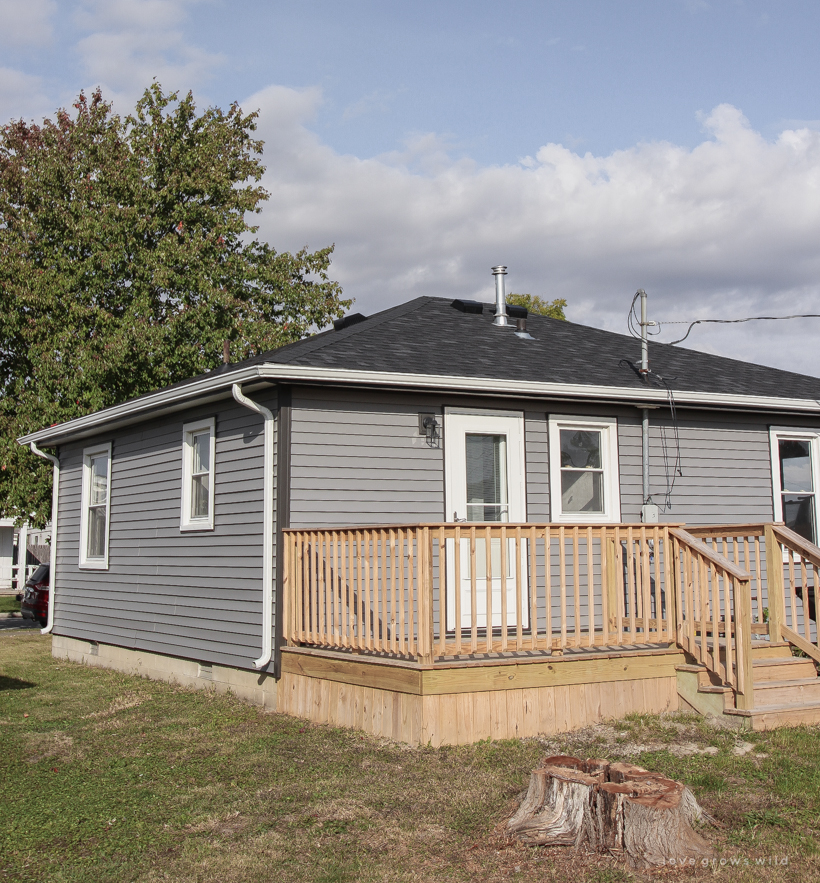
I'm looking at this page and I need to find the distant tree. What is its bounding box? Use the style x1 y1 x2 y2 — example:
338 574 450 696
508 293 567 320
0 84 350 526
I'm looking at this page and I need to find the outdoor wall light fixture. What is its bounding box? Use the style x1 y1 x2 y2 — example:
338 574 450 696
418 413 441 447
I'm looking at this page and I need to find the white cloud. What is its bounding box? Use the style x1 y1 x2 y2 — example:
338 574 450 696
0 67 51 122
247 86 820 377
0 0 56 46
73 0 222 106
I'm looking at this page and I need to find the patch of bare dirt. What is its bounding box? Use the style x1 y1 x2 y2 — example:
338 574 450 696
536 713 756 760
25 730 77 764
186 810 252 836
83 690 149 719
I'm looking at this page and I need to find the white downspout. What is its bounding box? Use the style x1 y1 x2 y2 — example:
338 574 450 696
29 442 59 635
231 384 274 669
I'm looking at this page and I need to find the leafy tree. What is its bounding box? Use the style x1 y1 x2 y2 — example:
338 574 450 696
0 84 350 526
508 293 567 320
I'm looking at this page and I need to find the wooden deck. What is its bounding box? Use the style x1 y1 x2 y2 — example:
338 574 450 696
279 521 820 743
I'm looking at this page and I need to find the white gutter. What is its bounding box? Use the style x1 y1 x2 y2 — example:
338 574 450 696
231 383 274 670
253 366 820 413
29 443 59 635
17 363 820 447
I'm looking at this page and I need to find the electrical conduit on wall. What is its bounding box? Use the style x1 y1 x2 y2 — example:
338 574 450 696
29 442 59 635
231 384 274 669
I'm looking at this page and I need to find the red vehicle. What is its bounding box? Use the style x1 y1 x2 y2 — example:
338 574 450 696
20 565 50 627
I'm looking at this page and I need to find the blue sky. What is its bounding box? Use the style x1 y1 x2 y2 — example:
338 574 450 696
3 0 820 374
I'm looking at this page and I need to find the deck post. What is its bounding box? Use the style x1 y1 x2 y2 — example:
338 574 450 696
418 526 434 665
605 535 618 633
282 532 292 647
764 524 785 643
733 573 755 710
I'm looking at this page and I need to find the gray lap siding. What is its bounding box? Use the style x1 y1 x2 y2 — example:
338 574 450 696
53 394 275 671
288 391 798 529
616 411 778 524
288 389 447 528
50 380 818 671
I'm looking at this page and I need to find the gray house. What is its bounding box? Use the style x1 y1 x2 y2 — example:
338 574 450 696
20 292 820 744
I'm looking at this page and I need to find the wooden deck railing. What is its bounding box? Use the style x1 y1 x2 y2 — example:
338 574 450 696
669 528 755 707
767 523 820 665
282 520 820 705
685 525 768 634
283 523 678 664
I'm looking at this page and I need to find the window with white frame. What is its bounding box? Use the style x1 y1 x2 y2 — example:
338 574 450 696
770 429 820 543
548 416 621 522
80 443 112 569
181 418 215 530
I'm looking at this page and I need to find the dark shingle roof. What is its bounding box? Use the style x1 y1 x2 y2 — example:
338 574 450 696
21 295 820 446
236 296 820 401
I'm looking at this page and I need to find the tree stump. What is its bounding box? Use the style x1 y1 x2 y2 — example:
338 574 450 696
506 755 716 868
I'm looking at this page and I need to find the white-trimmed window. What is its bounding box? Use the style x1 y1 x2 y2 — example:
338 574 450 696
548 416 621 523
181 418 215 531
80 443 112 569
770 429 820 543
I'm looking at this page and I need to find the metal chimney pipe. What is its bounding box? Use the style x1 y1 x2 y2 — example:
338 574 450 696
491 265 509 326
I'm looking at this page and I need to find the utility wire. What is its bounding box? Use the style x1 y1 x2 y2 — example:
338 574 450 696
627 291 662 341
624 293 683 511
655 313 820 345
624 297 820 509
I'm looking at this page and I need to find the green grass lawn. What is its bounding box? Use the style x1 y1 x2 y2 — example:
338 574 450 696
1 632 819 883
0 595 21 613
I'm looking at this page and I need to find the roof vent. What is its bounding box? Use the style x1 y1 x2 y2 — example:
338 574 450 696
491 266 510 327
451 299 483 314
506 304 527 320
515 317 534 340
333 313 367 331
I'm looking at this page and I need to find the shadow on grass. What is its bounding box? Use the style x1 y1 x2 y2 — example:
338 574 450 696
0 675 36 691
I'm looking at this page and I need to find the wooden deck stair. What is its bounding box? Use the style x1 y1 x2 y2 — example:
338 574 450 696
677 642 820 729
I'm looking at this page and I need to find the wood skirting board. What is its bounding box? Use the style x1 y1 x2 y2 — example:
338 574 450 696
279 646 683 746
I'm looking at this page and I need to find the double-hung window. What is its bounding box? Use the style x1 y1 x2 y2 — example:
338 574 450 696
80 443 112 569
548 416 621 522
181 418 215 530
770 430 820 543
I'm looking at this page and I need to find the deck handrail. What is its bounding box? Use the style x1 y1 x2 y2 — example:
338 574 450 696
668 528 753 581
772 524 820 568
669 527 755 708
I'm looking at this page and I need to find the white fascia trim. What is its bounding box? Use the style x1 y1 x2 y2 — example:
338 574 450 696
17 364 820 447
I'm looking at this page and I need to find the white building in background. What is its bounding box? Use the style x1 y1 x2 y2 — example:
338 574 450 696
0 518 13 589
0 519 51 592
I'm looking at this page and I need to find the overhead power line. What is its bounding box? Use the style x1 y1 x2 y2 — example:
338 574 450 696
655 313 820 345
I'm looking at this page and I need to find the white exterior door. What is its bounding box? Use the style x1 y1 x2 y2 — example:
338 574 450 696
444 409 528 631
